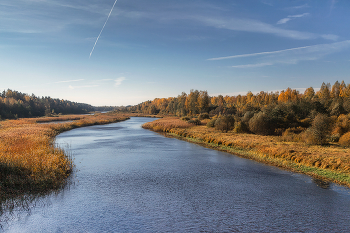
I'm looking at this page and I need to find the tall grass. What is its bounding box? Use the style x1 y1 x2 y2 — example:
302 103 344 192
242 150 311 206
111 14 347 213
143 117 350 187
0 113 129 200
142 117 192 132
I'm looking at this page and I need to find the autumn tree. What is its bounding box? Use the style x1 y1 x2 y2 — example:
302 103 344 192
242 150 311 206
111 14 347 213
331 81 341 99
198 91 210 113
185 90 200 115
303 87 315 100
317 82 331 105
177 92 187 116
339 81 347 98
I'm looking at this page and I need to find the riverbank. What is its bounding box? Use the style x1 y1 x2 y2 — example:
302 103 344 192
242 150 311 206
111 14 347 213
0 112 129 200
142 117 350 188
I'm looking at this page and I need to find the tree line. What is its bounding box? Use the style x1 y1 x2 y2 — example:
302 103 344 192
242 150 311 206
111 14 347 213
119 81 350 145
0 89 95 119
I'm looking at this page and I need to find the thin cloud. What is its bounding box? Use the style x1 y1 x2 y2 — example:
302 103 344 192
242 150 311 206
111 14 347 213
322 34 339 41
0 0 109 36
55 79 84 84
208 45 315 60
261 0 273 6
232 63 273 68
277 18 291 24
287 4 310 10
115 5 334 41
114 77 126 87
208 40 350 61
193 16 316 40
210 40 350 67
277 13 310 25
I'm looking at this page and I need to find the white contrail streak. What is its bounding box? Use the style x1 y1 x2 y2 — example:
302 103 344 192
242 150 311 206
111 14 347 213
89 0 118 58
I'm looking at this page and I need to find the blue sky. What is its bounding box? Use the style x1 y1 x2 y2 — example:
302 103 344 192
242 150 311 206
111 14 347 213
1 0 350 106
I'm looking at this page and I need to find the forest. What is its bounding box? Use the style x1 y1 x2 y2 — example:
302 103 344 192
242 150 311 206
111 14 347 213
120 81 350 146
0 89 95 119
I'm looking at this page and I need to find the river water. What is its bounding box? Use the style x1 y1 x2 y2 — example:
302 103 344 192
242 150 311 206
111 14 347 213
4 117 350 232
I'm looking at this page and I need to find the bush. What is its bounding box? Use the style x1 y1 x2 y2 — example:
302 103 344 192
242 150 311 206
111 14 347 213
181 116 190 121
242 111 255 123
206 116 218 128
302 130 319 145
188 119 201 125
198 113 209 120
233 121 249 133
332 114 350 136
303 114 331 145
248 112 271 135
214 115 235 132
330 133 340 142
299 118 312 128
281 128 303 142
339 132 350 147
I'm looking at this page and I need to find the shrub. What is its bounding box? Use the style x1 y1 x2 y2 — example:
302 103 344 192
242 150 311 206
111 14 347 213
214 115 235 133
248 112 271 135
198 113 209 120
206 117 217 128
332 114 350 136
281 127 304 142
339 132 350 147
332 126 345 136
299 118 312 128
242 111 255 123
330 133 340 142
188 119 201 125
233 121 249 133
274 128 285 136
181 116 191 121
303 114 332 145
302 130 319 145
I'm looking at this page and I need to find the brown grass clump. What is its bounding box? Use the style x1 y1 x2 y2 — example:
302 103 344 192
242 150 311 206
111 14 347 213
0 113 129 199
339 132 350 147
35 116 82 123
142 117 192 132
143 117 350 187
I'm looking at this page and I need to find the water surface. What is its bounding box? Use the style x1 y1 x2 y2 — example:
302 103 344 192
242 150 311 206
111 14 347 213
4 117 350 232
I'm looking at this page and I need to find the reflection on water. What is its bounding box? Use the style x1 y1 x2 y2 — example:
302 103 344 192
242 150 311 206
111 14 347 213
1 194 47 228
0 174 73 229
2 117 350 232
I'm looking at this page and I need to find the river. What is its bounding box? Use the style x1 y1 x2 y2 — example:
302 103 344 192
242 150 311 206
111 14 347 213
3 117 350 232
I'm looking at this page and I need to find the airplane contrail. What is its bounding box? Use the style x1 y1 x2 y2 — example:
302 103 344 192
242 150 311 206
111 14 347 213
89 0 118 58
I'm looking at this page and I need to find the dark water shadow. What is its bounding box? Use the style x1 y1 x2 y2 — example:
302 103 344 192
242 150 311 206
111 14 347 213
312 178 331 189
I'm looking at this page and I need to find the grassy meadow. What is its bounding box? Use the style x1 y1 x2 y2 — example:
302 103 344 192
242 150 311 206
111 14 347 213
143 117 350 187
0 113 129 200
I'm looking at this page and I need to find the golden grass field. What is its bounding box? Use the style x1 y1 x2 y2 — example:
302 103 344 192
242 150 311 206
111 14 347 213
143 117 350 187
0 113 129 200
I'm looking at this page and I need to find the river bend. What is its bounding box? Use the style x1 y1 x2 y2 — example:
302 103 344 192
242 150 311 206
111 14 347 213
4 117 350 232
